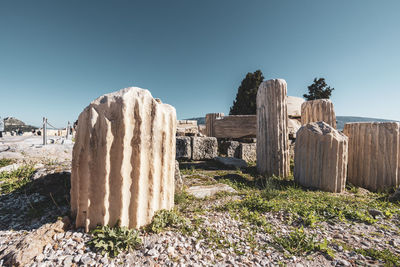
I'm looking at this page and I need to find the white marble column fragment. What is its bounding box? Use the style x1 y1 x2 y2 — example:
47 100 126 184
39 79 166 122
256 79 290 177
301 99 337 128
71 87 176 231
294 122 348 193
343 122 400 191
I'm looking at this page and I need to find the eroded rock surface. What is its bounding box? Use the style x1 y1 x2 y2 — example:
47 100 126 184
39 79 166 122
176 136 191 160
1 218 69 267
191 137 218 160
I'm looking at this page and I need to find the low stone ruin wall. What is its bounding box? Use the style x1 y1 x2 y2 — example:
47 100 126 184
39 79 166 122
213 115 257 139
176 136 218 161
176 120 199 136
218 140 256 162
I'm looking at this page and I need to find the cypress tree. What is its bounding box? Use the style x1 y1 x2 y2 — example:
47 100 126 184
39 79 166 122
229 70 264 115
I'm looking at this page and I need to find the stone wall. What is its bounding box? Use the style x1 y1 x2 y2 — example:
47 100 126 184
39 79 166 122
343 122 400 191
176 136 218 161
176 120 198 136
205 113 224 137
71 87 176 231
213 115 257 138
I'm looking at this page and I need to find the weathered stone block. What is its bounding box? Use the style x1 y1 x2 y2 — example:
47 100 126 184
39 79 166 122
176 120 198 136
71 87 176 231
191 136 218 160
287 96 304 118
214 115 257 138
294 122 348 193
288 118 302 139
343 122 400 191
256 79 290 177
301 99 337 128
215 156 247 168
176 136 192 160
218 140 240 158
239 143 256 162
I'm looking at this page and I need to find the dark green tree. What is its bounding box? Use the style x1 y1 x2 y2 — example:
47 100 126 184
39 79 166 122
303 78 334 100
229 70 264 115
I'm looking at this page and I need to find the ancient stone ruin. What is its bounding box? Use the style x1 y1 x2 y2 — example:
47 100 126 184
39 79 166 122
192 136 218 160
294 122 348 193
205 113 224 137
71 87 176 231
343 122 400 191
176 120 199 136
301 99 337 128
256 79 290 177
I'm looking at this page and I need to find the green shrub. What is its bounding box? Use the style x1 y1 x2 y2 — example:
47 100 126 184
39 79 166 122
0 158 14 168
0 165 35 194
87 224 142 257
146 209 189 233
273 227 317 255
355 248 400 267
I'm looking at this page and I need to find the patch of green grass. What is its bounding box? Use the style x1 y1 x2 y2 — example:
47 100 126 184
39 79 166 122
87 223 142 257
174 190 207 214
180 166 196 175
273 227 316 255
220 176 400 227
273 227 334 257
0 165 35 194
355 248 400 267
146 209 190 234
346 183 359 194
0 158 14 168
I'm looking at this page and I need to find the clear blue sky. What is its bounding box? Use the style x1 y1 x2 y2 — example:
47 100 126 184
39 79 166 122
1 0 399 127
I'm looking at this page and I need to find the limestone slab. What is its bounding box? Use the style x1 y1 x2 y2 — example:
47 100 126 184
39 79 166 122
214 157 247 168
187 184 236 198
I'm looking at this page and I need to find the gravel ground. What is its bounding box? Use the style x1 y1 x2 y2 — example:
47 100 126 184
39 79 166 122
0 156 400 266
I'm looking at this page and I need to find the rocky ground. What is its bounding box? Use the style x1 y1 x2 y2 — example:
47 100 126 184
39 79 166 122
0 138 400 266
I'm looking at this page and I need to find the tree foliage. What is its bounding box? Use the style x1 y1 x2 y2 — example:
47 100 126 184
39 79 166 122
229 70 264 115
303 78 334 101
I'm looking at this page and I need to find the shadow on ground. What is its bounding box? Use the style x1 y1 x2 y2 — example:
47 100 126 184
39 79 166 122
0 172 71 231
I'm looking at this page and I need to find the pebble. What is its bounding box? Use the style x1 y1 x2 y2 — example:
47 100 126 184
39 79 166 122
73 254 82 263
63 255 73 266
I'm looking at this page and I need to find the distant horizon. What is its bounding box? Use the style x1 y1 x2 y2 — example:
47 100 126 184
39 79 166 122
1 1 400 127
1 113 399 130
